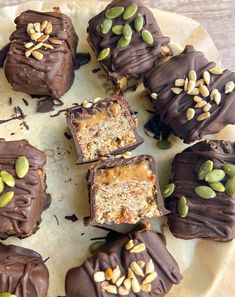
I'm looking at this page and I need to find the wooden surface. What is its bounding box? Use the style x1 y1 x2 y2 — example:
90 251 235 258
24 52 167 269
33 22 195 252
0 0 234 296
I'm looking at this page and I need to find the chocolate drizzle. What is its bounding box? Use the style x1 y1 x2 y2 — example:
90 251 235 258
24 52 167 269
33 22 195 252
65 229 182 297
88 0 171 84
0 243 49 297
144 45 235 143
166 140 235 241
0 140 51 239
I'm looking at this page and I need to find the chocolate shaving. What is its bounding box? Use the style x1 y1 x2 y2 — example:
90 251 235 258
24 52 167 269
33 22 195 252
50 107 69 118
9 97 12 106
43 257 50 263
22 98 29 106
145 115 171 140
92 67 101 73
54 214 59 226
65 214 78 222
74 52 91 70
64 131 72 139
0 106 26 125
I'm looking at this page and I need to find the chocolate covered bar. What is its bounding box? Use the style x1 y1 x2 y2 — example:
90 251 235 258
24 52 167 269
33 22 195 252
85 155 169 225
87 0 171 90
0 139 51 239
66 227 182 297
0 243 49 297
144 45 235 143
67 96 144 164
164 140 235 241
4 9 78 100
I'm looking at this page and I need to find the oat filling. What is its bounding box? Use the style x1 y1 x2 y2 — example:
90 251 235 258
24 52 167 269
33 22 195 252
73 103 136 160
93 160 160 224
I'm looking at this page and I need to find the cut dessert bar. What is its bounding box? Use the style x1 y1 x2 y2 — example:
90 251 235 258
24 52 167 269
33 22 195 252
67 96 144 164
85 154 169 225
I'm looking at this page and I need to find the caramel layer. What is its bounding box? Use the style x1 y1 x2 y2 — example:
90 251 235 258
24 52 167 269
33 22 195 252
95 160 155 184
74 103 121 131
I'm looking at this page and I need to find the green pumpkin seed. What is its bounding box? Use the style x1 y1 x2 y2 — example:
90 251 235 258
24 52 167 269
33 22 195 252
162 183 175 198
123 23 132 39
0 177 4 194
223 163 235 177
142 30 154 45
123 3 138 20
205 169 225 183
225 177 235 197
89 241 105 254
112 25 123 35
105 6 124 19
15 156 29 179
1 170 15 187
101 18 112 34
156 140 172 150
0 191 14 208
178 196 189 217
98 48 111 61
134 13 144 32
194 186 216 199
0 294 17 297
209 182 225 192
198 160 213 180
117 36 131 48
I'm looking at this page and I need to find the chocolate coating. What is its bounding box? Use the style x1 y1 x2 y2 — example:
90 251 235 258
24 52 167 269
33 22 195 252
85 154 169 225
144 45 235 143
166 140 235 241
67 96 144 164
5 10 78 99
65 228 182 297
88 0 171 87
0 139 51 239
0 243 49 297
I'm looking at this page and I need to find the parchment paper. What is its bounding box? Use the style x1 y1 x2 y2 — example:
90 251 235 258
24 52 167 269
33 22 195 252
0 1 234 297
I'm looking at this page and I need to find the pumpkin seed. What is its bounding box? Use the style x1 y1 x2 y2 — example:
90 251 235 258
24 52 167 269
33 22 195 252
205 169 225 183
105 6 124 19
223 163 235 177
89 241 105 254
194 186 216 199
178 196 189 218
98 48 111 61
225 177 235 197
0 294 17 297
15 156 29 179
101 18 112 34
0 178 4 194
209 182 225 192
123 3 138 20
117 36 131 48
123 23 132 39
225 81 235 94
142 30 153 45
156 140 172 150
112 25 123 35
134 13 144 32
1 170 15 187
0 191 14 208
198 160 213 180
162 183 175 198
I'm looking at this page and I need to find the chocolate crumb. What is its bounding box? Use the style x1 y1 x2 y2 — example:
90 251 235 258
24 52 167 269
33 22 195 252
92 67 101 73
9 97 12 105
43 257 50 263
50 108 68 118
64 131 72 139
65 214 78 222
81 233 85 236
22 98 29 106
74 52 91 70
54 214 59 226
10 132 15 135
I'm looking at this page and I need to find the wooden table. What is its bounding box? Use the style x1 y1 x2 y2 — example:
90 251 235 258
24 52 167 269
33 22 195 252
0 0 234 296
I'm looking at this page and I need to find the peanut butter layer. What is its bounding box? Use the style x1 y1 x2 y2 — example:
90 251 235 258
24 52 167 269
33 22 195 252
95 160 155 184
